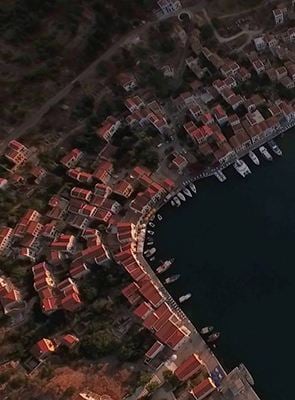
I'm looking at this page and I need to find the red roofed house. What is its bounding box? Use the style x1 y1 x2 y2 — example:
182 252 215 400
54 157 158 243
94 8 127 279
145 340 165 360
213 105 228 126
113 180 134 198
0 227 13 256
190 378 217 399
171 153 188 173
31 338 57 360
60 148 83 169
93 161 113 184
70 187 92 202
61 334 79 348
61 292 82 312
174 353 203 381
122 282 142 305
133 301 154 320
117 72 137 92
97 116 121 142
125 96 144 112
5 140 31 168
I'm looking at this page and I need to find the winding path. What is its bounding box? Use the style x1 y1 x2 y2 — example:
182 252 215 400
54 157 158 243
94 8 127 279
202 8 262 44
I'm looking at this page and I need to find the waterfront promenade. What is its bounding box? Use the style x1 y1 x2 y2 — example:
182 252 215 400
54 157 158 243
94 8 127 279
135 223 262 400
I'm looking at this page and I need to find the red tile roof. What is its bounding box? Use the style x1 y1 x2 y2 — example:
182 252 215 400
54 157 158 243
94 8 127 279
174 353 203 381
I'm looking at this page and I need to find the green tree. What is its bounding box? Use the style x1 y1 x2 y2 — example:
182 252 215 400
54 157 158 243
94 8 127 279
200 24 214 41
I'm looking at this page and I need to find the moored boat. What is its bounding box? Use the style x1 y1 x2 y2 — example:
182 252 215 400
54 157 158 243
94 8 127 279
156 258 175 274
200 326 214 335
173 197 181 207
233 159 251 177
148 222 155 228
207 332 220 343
189 182 197 193
144 247 156 257
183 188 192 197
179 293 191 303
147 230 154 235
170 200 175 206
157 214 163 221
147 241 154 246
269 140 282 156
164 274 180 284
248 150 260 165
178 192 186 202
214 170 226 182
259 146 272 161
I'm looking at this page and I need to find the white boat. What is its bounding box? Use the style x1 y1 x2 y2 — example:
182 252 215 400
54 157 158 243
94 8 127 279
147 241 154 246
269 140 282 156
214 170 226 182
177 192 186 202
170 200 175 206
144 247 156 257
189 182 197 193
200 326 214 335
183 188 192 197
156 258 175 274
150 256 155 261
157 214 163 221
173 196 181 207
149 222 155 228
248 150 260 166
233 159 251 177
179 293 191 303
259 146 272 161
164 274 180 284
147 230 154 235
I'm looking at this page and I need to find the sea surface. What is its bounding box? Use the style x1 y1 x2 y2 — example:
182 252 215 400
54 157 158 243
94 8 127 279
153 129 295 400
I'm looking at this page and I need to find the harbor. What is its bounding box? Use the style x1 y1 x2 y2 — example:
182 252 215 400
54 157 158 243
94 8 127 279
150 127 295 399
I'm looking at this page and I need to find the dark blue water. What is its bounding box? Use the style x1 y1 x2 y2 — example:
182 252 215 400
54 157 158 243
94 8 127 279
154 130 295 400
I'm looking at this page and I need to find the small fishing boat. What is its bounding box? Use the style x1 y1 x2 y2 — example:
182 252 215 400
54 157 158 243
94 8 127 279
157 214 163 221
183 188 192 197
146 241 154 246
164 274 180 284
200 326 214 335
147 230 154 235
149 222 155 228
259 146 272 161
178 192 186 202
179 293 191 303
150 256 155 261
173 197 181 207
144 247 156 257
269 140 282 156
189 182 197 193
207 332 220 343
156 258 175 274
248 150 260 166
171 200 175 206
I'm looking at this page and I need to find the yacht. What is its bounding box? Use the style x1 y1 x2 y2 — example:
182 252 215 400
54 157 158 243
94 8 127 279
157 214 163 221
233 159 251 177
183 188 192 197
189 182 197 193
144 247 156 257
200 326 214 335
156 258 175 274
269 140 282 156
147 230 154 235
214 170 226 182
173 196 181 207
248 150 260 165
259 146 272 161
177 192 186 202
164 274 180 284
179 293 191 303
207 332 220 343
